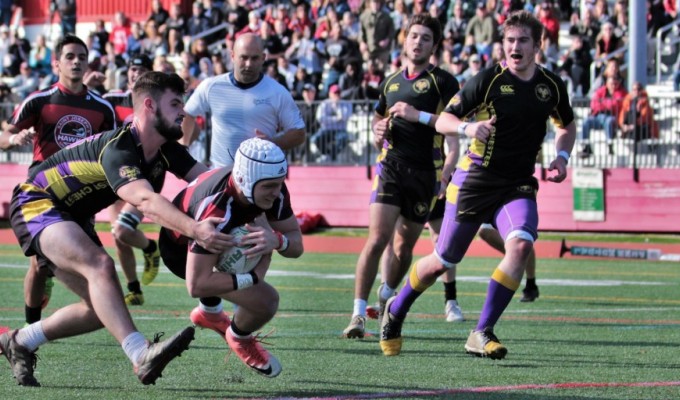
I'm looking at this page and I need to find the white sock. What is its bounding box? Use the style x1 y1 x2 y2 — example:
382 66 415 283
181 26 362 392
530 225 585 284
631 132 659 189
199 301 223 314
122 332 147 365
15 321 48 352
227 326 250 339
379 284 395 300
352 299 367 317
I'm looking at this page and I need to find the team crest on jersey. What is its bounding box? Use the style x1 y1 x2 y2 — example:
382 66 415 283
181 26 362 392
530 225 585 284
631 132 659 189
449 94 462 106
535 84 552 102
54 115 93 148
388 83 400 92
413 79 430 93
119 166 141 181
150 163 164 180
516 184 535 194
414 202 429 217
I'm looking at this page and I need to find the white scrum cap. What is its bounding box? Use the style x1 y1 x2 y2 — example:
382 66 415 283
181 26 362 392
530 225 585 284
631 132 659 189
233 138 288 203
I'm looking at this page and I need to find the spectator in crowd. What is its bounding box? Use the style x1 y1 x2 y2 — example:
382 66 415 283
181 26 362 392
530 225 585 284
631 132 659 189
9 61 39 100
391 0 411 42
312 84 351 162
260 21 286 60
299 83 320 134
560 34 592 96
165 3 187 37
190 37 211 62
537 0 560 47
148 0 169 33
0 25 9 76
274 18 293 49
594 21 624 69
485 41 504 68
460 53 483 82
223 0 249 36
202 0 224 28
337 60 364 100
362 58 385 100
126 21 145 59
288 3 313 35
359 0 395 64
589 57 624 96
466 1 499 59
165 27 185 58
443 1 469 56
340 10 361 42
322 23 361 95
618 81 659 142
580 76 627 157
277 56 297 90
187 1 210 38
568 7 600 49
286 25 324 87
110 12 132 57
89 19 110 55
141 19 164 56
290 65 313 100
49 0 77 36
592 0 611 24
0 0 13 27
450 55 468 86
4 28 30 77
28 34 52 77
314 7 340 41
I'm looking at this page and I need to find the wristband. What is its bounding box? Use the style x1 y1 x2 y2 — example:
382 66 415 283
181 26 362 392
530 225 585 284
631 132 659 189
232 271 259 290
418 111 432 126
8 134 17 146
457 122 469 135
274 231 289 252
557 150 570 163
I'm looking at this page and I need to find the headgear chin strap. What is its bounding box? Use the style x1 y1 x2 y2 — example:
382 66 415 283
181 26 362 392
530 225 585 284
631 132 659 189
233 138 288 204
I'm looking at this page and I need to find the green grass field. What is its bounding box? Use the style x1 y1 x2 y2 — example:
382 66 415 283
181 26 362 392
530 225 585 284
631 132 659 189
1 241 680 399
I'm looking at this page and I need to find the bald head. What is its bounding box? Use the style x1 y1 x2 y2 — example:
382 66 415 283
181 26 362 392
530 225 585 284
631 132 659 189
232 33 266 84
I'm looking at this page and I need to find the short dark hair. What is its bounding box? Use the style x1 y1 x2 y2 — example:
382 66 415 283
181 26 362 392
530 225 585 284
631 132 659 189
132 72 186 106
54 34 88 60
405 13 442 48
503 10 544 46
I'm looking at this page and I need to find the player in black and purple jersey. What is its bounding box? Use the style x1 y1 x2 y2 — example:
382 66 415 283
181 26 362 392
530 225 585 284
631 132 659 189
380 10 576 359
343 14 460 339
0 34 116 327
0 72 230 387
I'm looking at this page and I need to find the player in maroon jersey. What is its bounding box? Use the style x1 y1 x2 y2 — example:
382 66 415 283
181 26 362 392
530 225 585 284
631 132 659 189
0 34 116 326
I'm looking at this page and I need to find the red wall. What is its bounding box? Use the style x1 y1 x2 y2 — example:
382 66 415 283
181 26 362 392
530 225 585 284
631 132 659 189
1 165 678 233
20 0 193 25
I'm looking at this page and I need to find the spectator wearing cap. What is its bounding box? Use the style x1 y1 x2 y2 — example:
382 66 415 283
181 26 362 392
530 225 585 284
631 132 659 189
313 83 351 162
460 53 483 83
290 66 313 100
450 55 468 86
465 1 499 59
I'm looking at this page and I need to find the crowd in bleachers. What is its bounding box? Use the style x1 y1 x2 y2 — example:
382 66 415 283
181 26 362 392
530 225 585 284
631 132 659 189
0 0 678 162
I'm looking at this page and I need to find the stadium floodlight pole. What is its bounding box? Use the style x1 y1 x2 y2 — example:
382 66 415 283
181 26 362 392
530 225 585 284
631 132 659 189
560 239 680 262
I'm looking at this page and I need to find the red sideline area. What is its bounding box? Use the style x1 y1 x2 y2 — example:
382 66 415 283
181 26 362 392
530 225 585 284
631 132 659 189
2 228 680 259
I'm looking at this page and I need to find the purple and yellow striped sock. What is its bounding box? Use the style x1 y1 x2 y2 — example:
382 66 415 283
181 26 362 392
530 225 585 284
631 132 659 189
389 262 435 320
476 268 520 331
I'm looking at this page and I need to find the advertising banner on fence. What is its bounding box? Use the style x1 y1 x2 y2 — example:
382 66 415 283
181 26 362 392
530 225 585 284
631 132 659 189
572 168 605 221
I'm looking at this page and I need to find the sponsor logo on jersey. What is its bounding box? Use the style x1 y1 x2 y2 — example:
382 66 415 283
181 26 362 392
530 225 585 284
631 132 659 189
119 166 142 180
499 85 514 94
388 83 400 93
535 84 552 102
54 115 93 148
254 98 272 106
413 79 431 93
517 184 535 194
450 94 461 106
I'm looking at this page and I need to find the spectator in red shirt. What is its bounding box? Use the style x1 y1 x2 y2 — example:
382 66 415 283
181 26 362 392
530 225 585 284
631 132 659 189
110 12 132 56
579 76 628 157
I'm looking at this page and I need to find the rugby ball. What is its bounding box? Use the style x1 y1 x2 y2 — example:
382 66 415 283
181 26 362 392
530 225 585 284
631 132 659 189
214 225 261 274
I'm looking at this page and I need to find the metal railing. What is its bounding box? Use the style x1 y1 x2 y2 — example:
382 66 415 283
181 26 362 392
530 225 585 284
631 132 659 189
4 95 680 178
655 18 680 83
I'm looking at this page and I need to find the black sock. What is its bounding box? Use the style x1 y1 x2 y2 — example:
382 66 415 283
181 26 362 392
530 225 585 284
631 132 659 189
230 320 252 337
25 305 41 324
143 239 157 254
443 280 457 302
127 280 142 294
199 297 222 307
525 278 537 289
